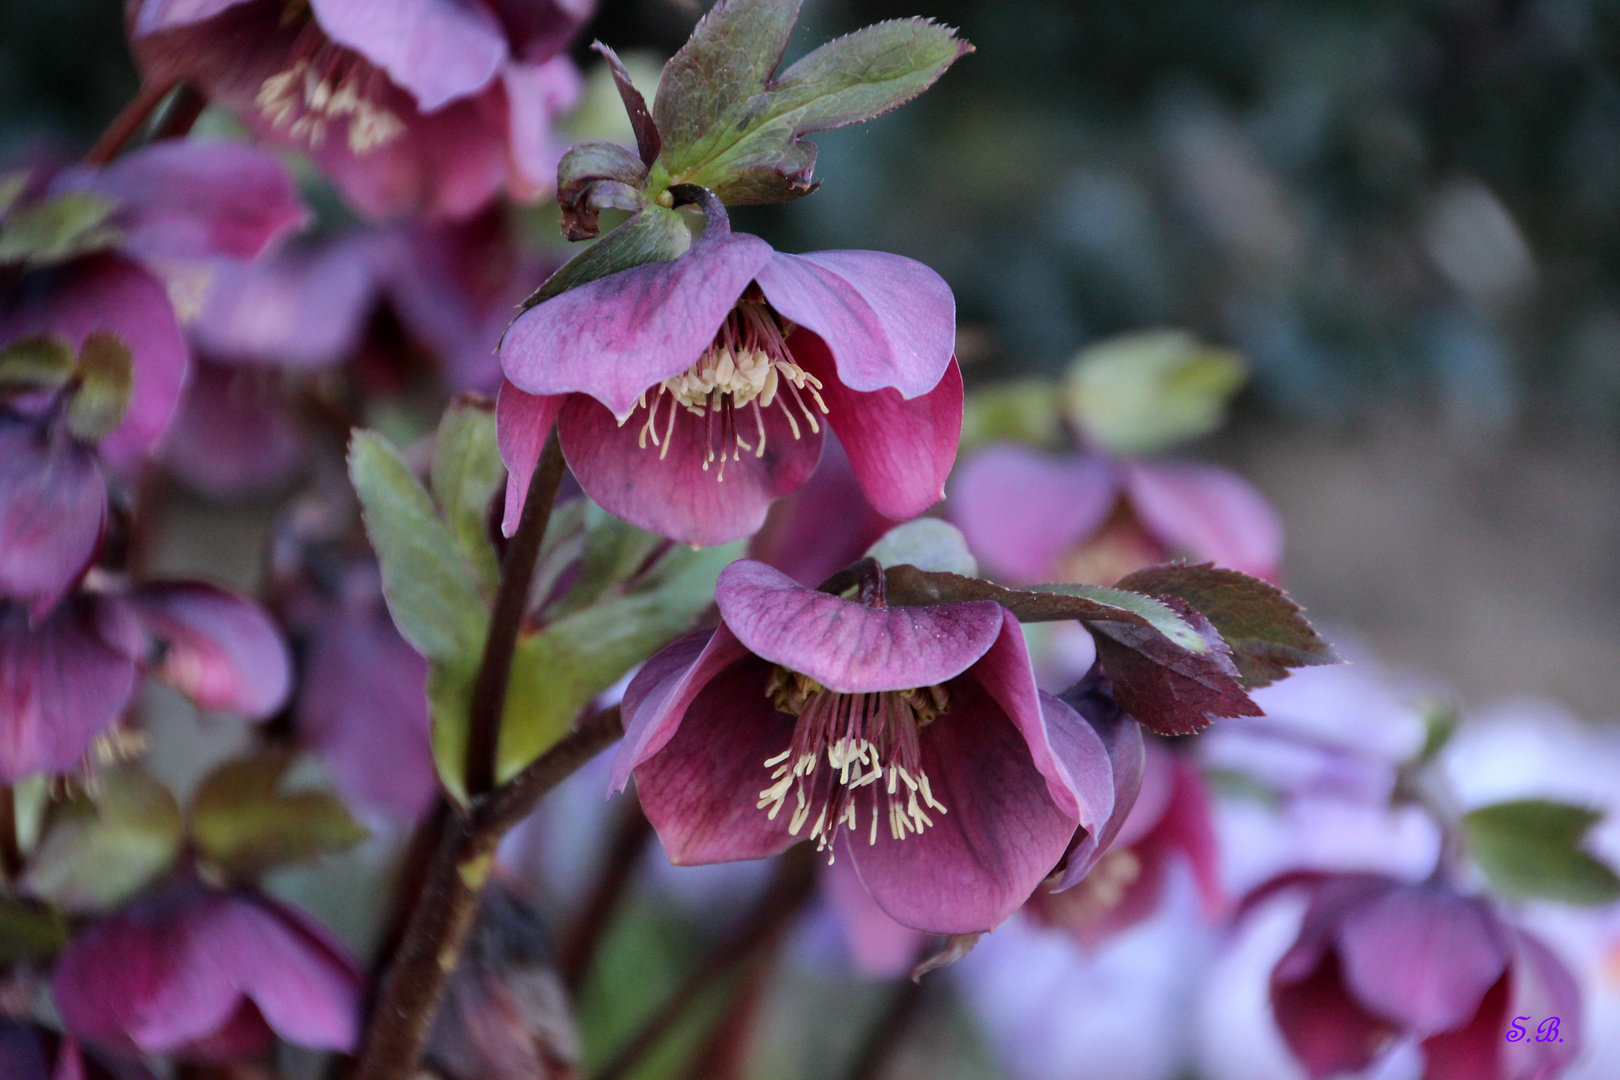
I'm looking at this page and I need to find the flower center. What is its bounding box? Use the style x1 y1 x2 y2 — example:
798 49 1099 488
256 10 406 154
757 667 949 860
623 300 829 482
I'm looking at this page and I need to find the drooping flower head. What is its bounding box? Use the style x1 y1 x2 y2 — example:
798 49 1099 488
129 0 593 219
498 211 963 546
612 559 1116 933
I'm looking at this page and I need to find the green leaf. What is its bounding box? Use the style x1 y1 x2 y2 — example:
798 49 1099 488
1064 330 1247 456
0 172 27 219
23 767 183 913
961 378 1064 453
65 332 134 443
492 540 741 785
430 395 504 598
516 204 690 314
1114 563 1338 688
0 334 76 391
545 503 668 620
866 518 978 576
1463 799 1620 905
188 751 369 881
0 897 68 965
0 191 121 267
654 0 970 204
349 429 489 664
882 565 1208 653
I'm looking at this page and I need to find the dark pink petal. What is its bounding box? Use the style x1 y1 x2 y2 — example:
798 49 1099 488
1498 930 1580 1080
1123 461 1283 581
754 250 956 398
200 894 363 1052
949 446 1120 584
1153 753 1225 917
1272 950 1396 1080
714 560 1003 694
1272 873 1398 985
632 653 801 864
969 613 1106 826
793 335 962 521
500 234 774 419
161 362 304 498
1421 973 1508 1080
1337 883 1511 1036
1049 683 1144 890
309 0 509 112
495 380 564 536
557 392 822 547
128 582 292 719
132 0 254 34
747 434 893 587
63 140 305 263
191 234 387 368
500 55 584 201
0 598 139 783
611 626 748 792
0 417 105 617
843 682 1080 934
0 255 188 465
823 856 929 978
298 596 436 820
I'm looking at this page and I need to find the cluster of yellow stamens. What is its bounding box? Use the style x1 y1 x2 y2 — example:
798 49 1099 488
757 668 949 861
625 301 828 481
256 13 405 154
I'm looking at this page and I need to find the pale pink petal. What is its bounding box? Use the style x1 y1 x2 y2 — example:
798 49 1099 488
823 857 929 978
132 0 254 34
501 55 584 201
310 0 509 112
128 582 292 719
611 626 749 793
1124 461 1284 580
949 446 1120 584
495 380 564 537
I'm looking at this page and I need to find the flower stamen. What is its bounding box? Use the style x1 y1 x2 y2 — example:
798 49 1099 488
255 23 405 154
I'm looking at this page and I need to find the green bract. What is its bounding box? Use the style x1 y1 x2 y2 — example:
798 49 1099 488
1064 330 1247 457
1463 799 1620 905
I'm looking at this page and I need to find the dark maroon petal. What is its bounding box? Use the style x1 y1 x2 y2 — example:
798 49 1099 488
557 391 822 547
1152 753 1224 916
1421 971 1508 1080
1122 461 1283 581
823 856 929 978
161 362 304 499
747 434 893 587
0 597 139 783
0 417 105 617
633 654 801 864
948 446 1121 585
1049 681 1144 890
714 560 1003 694
0 255 188 465
754 250 956 399
297 599 436 820
843 679 1080 934
794 334 962 521
611 625 747 793
495 380 565 536
128 582 292 720
66 139 305 263
500 233 773 419
309 0 509 112
1272 949 1397 1080
1337 883 1511 1035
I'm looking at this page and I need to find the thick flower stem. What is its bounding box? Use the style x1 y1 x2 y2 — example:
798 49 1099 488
591 846 818 1080
464 429 566 798
558 795 653 993
353 705 623 1080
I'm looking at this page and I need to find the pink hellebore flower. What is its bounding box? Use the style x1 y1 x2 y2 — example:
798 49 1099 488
1260 873 1580 1080
950 443 1283 585
612 560 1116 934
52 881 363 1062
130 0 591 220
498 219 964 546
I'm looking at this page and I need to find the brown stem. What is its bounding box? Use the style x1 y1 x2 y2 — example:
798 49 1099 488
85 78 180 165
590 847 818 1080
843 975 929 1080
558 795 653 993
0 786 22 882
678 946 778 1080
464 430 566 798
149 83 208 143
352 707 623 1080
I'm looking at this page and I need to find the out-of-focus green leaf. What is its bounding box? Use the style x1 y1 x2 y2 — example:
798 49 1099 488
0 897 67 964
654 0 970 204
491 540 741 784
0 191 121 267
1064 330 1247 456
188 751 368 881
65 332 133 442
545 503 667 620
22 767 182 913
349 429 488 664
866 518 978 576
430 395 504 598
0 172 27 218
0 335 76 391
1463 799 1620 905
960 378 1064 453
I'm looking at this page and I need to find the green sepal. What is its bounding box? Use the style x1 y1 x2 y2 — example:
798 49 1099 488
866 519 978 576
65 332 134 443
0 897 68 965
515 203 690 315
0 191 121 268
1064 330 1247 457
22 767 183 913
187 751 369 882
0 335 77 392
1463 799 1620 906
